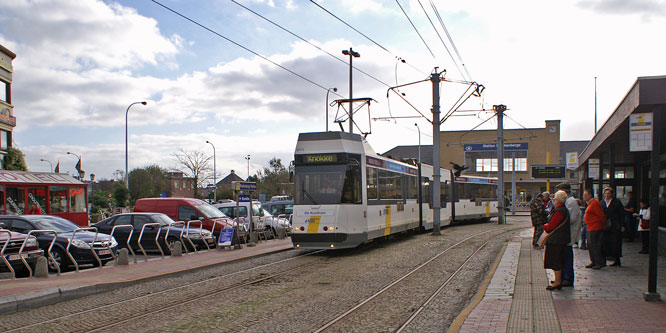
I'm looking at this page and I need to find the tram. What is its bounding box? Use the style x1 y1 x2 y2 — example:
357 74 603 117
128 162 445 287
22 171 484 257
291 132 498 249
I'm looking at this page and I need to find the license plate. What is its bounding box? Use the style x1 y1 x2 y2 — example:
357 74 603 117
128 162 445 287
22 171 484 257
6 253 26 261
98 249 111 255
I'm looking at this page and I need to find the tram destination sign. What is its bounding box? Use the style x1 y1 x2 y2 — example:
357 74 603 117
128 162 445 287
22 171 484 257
531 164 566 179
295 153 346 165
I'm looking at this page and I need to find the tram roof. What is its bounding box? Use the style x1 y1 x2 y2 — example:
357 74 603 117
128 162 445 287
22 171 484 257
297 131 363 142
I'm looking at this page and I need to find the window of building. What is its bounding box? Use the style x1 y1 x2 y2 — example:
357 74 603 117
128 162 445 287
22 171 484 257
49 186 68 213
475 158 527 172
0 80 7 103
1 130 8 150
69 186 87 212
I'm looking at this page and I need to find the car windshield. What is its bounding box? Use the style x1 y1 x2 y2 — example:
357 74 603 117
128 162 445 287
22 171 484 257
152 214 176 227
31 216 79 233
196 204 227 219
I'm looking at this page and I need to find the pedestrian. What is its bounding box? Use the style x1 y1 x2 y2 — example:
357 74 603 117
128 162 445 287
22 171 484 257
579 199 588 250
583 189 606 269
601 187 625 267
542 190 571 290
634 199 651 254
530 193 548 247
623 191 636 242
556 183 580 287
542 191 555 216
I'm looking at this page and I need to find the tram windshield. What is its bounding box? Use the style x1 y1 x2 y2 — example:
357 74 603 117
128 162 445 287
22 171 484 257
295 164 362 205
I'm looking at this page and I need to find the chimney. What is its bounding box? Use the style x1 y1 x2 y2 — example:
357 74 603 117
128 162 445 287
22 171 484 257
231 170 235 174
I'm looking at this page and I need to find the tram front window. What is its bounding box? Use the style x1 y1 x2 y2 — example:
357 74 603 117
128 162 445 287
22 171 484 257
295 164 361 205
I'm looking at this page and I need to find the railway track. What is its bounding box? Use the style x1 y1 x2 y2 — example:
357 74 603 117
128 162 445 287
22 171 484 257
314 227 518 332
4 249 327 333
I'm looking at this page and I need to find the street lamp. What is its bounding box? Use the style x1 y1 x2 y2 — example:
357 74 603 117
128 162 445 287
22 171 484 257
245 155 251 180
342 48 360 133
126 101 147 188
326 87 337 132
90 173 95 194
414 123 421 165
66 151 83 180
40 158 53 172
206 140 217 203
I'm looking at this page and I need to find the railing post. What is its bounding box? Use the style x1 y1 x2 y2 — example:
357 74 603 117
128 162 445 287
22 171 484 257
110 225 135 263
20 230 58 277
0 230 17 279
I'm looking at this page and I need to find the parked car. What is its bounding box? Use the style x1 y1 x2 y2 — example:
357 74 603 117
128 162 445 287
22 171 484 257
262 209 292 236
133 198 241 239
214 200 266 232
0 215 117 272
0 225 43 276
262 199 293 217
93 213 215 253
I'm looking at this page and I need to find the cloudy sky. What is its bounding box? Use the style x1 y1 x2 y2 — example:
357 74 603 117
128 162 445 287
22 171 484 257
1 0 665 182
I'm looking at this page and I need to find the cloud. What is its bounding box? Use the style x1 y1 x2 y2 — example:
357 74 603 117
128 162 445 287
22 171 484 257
577 0 666 18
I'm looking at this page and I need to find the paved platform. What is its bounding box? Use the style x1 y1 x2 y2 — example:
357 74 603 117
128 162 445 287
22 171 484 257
0 238 293 313
454 226 666 332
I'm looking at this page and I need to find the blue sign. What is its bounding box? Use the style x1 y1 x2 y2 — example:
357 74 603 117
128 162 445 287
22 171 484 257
238 194 251 202
233 181 257 191
464 143 528 152
218 228 234 246
386 161 407 173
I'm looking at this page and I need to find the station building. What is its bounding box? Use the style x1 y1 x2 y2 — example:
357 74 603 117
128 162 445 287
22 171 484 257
384 120 589 204
0 44 16 165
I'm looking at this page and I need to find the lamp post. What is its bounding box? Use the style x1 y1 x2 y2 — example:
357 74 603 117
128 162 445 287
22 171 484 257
66 151 82 180
342 48 360 133
126 101 147 188
245 155 251 180
40 158 53 172
90 173 95 195
326 87 337 132
206 140 217 203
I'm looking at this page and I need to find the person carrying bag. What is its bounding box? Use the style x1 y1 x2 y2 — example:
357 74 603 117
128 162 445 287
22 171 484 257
542 191 571 290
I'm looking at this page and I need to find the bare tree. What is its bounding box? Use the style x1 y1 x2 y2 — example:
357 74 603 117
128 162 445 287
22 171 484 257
172 148 212 198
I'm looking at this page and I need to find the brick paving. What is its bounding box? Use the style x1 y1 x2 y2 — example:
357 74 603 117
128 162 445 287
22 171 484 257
456 220 666 332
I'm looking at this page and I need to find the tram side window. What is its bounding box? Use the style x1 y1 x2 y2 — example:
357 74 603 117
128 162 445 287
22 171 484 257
341 163 362 204
6 187 25 215
405 175 418 200
379 170 402 199
366 167 378 200
70 187 87 213
49 186 68 213
440 181 449 203
422 177 430 204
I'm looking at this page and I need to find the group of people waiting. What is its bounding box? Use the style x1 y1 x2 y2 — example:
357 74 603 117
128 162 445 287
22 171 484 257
530 184 652 290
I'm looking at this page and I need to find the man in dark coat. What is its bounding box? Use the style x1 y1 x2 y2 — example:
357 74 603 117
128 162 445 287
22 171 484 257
601 187 625 266
624 191 636 242
530 193 548 246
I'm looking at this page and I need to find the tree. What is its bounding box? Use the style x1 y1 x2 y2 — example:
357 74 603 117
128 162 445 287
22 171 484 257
172 148 211 199
128 164 170 203
2 147 28 171
113 183 130 207
91 191 113 213
256 157 291 198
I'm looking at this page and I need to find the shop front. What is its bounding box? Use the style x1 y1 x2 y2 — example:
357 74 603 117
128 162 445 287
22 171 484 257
0 170 88 226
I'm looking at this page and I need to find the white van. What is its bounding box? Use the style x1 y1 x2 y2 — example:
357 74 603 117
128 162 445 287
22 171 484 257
214 200 290 235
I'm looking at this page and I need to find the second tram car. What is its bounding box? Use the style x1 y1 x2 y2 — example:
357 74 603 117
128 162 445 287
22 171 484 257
291 132 498 249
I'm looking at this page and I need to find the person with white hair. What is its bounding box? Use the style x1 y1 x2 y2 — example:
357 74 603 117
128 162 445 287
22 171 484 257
541 190 571 290
556 182 581 288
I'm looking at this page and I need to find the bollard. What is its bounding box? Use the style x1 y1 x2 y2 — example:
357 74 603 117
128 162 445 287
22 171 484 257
277 227 286 239
247 231 258 247
117 248 130 265
171 241 183 257
33 256 49 278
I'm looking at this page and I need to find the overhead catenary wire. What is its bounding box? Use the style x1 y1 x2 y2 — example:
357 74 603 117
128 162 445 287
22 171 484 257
415 0 466 80
309 0 428 76
151 0 343 98
229 0 392 88
394 0 436 60
429 0 473 81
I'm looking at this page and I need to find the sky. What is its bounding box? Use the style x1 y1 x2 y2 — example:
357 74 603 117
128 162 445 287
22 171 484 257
1 0 665 183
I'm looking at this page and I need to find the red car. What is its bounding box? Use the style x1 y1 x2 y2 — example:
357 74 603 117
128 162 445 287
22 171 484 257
0 226 43 277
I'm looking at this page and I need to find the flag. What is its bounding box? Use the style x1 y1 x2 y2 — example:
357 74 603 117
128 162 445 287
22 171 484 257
54 161 60 173
75 158 82 174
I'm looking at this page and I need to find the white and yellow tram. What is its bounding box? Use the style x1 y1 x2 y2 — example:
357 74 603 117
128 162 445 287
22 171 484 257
291 132 498 249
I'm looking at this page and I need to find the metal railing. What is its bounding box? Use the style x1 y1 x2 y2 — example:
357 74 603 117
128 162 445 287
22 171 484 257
138 223 163 261
0 230 17 279
66 227 102 272
209 220 219 250
166 221 186 255
20 230 59 276
109 224 136 263
183 220 203 253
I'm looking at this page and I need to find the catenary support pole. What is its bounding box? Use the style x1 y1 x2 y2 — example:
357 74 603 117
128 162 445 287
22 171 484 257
431 70 442 235
511 152 516 215
495 105 506 224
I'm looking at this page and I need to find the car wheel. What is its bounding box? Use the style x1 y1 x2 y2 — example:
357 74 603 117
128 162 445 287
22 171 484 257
166 237 179 254
48 248 69 272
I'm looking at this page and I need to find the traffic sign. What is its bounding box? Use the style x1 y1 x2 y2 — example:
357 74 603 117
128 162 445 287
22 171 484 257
238 194 251 202
218 228 234 246
206 184 216 190
232 181 257 191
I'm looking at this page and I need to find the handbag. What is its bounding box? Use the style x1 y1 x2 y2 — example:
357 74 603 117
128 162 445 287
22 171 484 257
538 215 569 248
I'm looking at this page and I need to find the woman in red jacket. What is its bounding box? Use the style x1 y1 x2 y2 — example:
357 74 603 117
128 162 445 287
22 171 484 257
543 190 571 290
583 189 606 269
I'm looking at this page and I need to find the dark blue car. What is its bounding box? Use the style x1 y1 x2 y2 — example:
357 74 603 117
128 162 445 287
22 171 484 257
0 215 117 272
